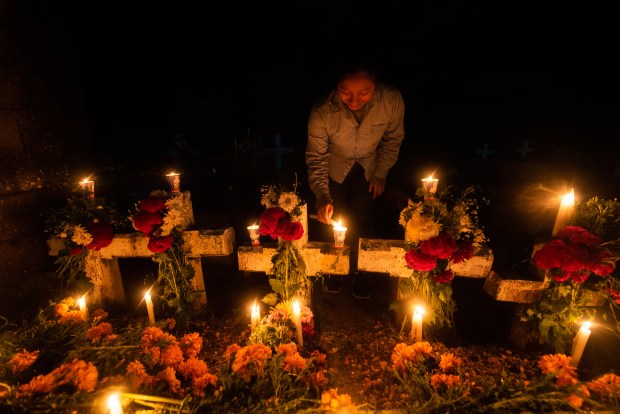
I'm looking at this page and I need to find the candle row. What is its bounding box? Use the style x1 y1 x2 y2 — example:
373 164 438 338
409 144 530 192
78 171 182 198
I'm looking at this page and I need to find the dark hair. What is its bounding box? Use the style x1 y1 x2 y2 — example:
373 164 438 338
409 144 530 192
330 54 380 86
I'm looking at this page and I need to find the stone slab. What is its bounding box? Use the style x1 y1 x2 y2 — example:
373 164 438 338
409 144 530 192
357 238 493 278
237 241 350 276
483 271 547 303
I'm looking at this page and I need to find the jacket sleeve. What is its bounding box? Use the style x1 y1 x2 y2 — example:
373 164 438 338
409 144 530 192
306 106 333 208
370 89 406 185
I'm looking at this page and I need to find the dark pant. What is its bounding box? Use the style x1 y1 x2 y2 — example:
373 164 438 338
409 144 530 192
329 162 376 273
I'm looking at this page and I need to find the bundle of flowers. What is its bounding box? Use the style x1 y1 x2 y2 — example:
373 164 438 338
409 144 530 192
258 182 311 306
521 197 620 353
388 340 620 412
130 190 198 330
46 196 123 292
397 185 489 329
248 301 315 350
130 190 193 253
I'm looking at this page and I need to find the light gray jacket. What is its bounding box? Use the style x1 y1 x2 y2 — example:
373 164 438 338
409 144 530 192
306 82 405 208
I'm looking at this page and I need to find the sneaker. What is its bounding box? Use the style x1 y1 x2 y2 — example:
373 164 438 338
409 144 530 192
324 276 343 293
352 277 370 299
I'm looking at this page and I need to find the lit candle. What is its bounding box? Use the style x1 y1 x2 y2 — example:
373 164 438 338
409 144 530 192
570 321 592 367
421 174 439 194
410 305 424 342
79 178 95 198
144 291 156 325
107 392 123 414
251 301 260 329
77 295 88 320
292 300 303 347
166 172 181 192
552 189 575 237
333 220 347 248
247 224 260 246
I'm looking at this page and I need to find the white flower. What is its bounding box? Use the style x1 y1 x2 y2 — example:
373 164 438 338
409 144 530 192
71 225 93 246
405 213 442 244
160 193 192 236
278 192 300 213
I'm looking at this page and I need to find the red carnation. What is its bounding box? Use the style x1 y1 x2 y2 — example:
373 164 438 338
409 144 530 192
86 222 113 250
607 289 620 305
132 211 164 235
302 322 315 338
259 207 287 239
140 197 167 213
570 270 590 284
405 249 437 272
452 239 474 264
558 226 602 248
147 236 173 253
420 232 457 259
275 219 304 241
551 270 571 283
434 269 454 284
590 262 615 277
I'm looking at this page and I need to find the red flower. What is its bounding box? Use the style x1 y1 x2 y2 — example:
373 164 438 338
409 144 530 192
275 220 304 241
607 289 620 305
302 322 315 337
420 232 457 259
452 239 474 264
570 270 590 284
590 262 615 277
148 236 173 253
434 269 454 284
558 226 602 248
86 222 113 250
140 197 167 213
552 270 571 283
132 211 164 235
259 207 287 239
405 249 437 271
70 247 84 255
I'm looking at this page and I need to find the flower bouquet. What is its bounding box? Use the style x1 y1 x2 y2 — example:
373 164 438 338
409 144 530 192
520 197 620 353
46 196 123 293
129 190 199 331
395 185 490 332
258 182 311 307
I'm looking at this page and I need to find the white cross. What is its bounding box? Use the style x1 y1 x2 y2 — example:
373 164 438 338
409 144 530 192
263 134 294 170
475 143 495 159
515 140 535 158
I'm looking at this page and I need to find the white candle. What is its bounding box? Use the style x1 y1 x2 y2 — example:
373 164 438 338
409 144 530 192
251 301 260 329
77 295 88 320
421 175 439 194
79 178 95 198
247 224 260 246
333 221 347 248
552 189 575 237
166 172 181 192
292 300 303 347
107 392 123 414
570 321 592 367
144 291 156 325
410 305 424 342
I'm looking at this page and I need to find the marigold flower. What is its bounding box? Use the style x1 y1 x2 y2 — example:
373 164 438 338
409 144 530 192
156 367 182 396
179 332 203 358
587 373 620 398
86 322 113 343
232 344 272 383
439 352 463 373
225 344 241 361
126 360 155 389
18 374 56 395
8 349 39 374
538 354 577 386
59 310 84 325
430 373 462 390
92 308 108 321
391 342 433 372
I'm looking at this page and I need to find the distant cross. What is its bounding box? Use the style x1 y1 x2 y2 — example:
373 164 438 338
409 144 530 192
475 143 495 159
263 134 294 170
515 140 535 158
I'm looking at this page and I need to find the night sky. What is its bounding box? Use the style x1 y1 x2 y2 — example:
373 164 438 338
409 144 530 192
32 1 620 203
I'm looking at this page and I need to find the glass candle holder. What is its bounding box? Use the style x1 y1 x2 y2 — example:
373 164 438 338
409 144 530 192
421 176 438 194
79 179 95 198
166 172 181 192
333 224 347 248
247 225 260 246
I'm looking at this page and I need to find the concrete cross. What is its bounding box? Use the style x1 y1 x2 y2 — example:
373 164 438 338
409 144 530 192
475 143 495 159
47 194 234 310
262 134 295 170
515 140 535 158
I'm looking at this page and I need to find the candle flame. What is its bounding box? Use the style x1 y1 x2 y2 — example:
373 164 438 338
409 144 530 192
581 321 591 330
562 189 575 204
78 295 86 307
107 392 122 414
413 305 425 316
80 178 90 184
166 171 179 176
292 300 301 316
145 291 151 301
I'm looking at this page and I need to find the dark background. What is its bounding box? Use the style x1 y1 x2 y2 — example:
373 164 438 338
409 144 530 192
26 0 620 262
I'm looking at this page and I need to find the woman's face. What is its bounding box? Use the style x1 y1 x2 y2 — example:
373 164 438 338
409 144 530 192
337 73 376 111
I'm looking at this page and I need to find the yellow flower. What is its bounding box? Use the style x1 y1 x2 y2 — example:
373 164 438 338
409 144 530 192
71 224 93 246
278 192 300 213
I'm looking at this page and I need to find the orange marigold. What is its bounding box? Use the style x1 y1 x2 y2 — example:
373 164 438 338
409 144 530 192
439 352 463 373
178 357 209 380
391 342 433 372
18 374 56 395
232 344 272 383
92 308 108 321
538 354 577 387
59 310 84 325
156 367 182 396
179 332 203 358
86 322 113 343
587 373 620 398
225 344 241 361
126 360 155 390
430 373 462 391
8 349 39 374
192 372 218 397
